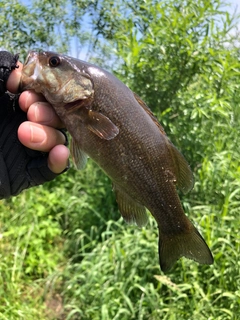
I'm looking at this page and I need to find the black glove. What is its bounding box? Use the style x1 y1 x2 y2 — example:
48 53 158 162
0 51 67 199
0 51 19 97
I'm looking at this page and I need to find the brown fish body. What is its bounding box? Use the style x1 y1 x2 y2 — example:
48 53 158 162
20 51 213 271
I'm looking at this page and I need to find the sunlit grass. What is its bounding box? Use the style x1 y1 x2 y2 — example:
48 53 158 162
0 159 239 319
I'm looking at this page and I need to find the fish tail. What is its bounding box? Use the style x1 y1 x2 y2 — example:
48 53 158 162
158 222 213 272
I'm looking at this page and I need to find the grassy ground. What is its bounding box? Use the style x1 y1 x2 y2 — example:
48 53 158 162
0 159 239 319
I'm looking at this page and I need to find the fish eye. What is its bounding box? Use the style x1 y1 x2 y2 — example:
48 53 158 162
49 56 61 67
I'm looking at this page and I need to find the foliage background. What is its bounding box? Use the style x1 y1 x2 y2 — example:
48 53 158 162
0 0 240 319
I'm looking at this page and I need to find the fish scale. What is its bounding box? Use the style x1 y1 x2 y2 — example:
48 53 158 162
20 51 214 272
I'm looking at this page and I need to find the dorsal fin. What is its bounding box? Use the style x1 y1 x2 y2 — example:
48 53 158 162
167 142 194 194
133 92 194 194
133 92 166 135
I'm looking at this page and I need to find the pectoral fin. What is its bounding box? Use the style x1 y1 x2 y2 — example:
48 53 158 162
70 138 88 169
75 108 119 140
113 184 148 227
86 110 119 140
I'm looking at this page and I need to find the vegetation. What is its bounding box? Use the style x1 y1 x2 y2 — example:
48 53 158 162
0 0 240 319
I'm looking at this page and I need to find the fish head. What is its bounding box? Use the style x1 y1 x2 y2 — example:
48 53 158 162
20 51 94 105
20 51 119 141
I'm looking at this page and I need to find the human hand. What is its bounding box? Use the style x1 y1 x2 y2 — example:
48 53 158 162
7 62 69 174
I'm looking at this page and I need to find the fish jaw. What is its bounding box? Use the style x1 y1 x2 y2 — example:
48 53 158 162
20 51 94 106
20 51 65 104
19 51 44 93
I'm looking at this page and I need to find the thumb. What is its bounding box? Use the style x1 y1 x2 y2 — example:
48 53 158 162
6 61 23 94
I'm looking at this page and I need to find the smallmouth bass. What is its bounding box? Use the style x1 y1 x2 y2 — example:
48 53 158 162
20 51 213 272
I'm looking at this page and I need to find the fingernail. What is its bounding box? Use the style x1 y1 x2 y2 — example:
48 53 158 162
34 103 54 123
30 124 46 144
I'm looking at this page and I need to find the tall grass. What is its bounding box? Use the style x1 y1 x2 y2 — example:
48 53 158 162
0 157 239 319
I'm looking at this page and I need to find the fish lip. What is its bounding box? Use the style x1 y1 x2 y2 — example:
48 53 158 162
20 51 42 91
23 51 39 68
25 51 41 75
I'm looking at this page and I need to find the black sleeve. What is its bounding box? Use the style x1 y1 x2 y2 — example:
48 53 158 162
0 50 68 199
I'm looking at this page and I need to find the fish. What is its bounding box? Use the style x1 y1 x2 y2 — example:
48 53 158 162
19 51 214 272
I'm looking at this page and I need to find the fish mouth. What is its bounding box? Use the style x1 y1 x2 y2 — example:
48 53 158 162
19 51 42 91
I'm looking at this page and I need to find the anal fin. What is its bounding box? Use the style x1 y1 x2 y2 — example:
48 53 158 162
113 184 148 227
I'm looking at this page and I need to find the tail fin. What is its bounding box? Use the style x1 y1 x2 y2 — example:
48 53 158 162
158 223 213 272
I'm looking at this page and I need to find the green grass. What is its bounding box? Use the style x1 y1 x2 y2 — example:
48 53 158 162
0 158 239 319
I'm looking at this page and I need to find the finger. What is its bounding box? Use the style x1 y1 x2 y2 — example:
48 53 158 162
48 145 70 173
18 90 46 112
6 61 23 93
18 121 66 152
27 102 64 128
18 91 64 128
